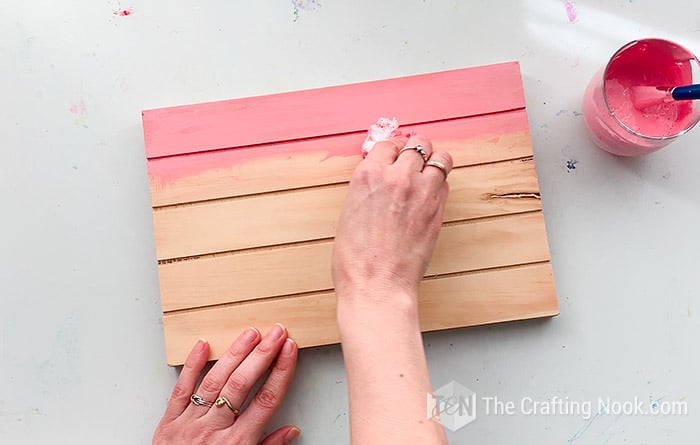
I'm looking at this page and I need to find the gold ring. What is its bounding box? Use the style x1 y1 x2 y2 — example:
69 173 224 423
425 160 448 179
215 396 240 417
398 144 428 162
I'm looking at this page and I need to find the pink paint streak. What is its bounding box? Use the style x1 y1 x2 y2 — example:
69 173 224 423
147 110 527 188
148 132 362 189
113 7 134 16
563 0 577 23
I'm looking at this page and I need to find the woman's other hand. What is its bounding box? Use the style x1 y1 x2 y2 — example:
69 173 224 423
153 325 300 445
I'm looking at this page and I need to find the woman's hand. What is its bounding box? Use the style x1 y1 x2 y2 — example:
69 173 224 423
332 135 452 445
153 325 300 445
332 135 453 304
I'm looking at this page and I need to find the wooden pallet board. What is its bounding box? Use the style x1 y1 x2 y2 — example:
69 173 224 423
142 62 559 366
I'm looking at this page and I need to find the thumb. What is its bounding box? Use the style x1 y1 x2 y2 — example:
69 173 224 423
260 425 301 445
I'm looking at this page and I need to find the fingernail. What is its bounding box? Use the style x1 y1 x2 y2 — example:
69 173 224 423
197 338 208 350
282 338 296 356
284 426 301 443
241 327 260 345
270 323 286 340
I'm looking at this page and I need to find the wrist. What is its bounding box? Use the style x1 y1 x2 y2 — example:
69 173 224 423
336 287 420 333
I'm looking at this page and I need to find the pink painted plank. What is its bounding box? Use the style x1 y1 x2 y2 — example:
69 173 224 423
143 62 525 159
146 109 532 206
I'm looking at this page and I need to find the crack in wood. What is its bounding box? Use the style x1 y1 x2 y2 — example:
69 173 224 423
158 256 201 265
487 192 541 200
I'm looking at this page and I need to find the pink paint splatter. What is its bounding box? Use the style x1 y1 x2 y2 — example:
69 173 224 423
69 100 86 115
113 7 134 17
69 100 88 127
563 0 578 23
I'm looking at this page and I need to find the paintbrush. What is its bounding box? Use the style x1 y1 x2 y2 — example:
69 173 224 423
631 84 700 109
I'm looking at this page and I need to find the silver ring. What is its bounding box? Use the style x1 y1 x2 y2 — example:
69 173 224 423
191 393 214 407
425 160 448 179
399 144 428 162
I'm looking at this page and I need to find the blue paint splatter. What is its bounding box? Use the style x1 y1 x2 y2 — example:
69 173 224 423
292 0 321 22
649 396 665 410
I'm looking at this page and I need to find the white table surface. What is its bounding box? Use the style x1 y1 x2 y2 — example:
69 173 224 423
2 1 699 443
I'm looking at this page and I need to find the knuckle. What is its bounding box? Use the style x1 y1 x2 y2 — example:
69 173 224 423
224 344 244 362
182 359 197 373
366 160 384 175
387 177 411 200
198 376 223 394
194 426 218 445
273 355 292 372
256 338 279 354
435 152 454 170
256 340 272 354
152 429 170 445
352 164 376 185
226 373 249 394
254 387 280 410
170 382 191 400
444 156 454 170
385 171 406 190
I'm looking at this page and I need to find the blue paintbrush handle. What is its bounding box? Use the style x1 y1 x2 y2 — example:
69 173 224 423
672 84 700 100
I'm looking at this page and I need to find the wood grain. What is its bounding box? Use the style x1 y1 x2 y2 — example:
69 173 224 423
162 262 558 366
152 158 541 260
143 62 559 365
143 62 525 159
158 211 550 312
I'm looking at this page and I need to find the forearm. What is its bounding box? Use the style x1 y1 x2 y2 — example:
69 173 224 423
338 292 448 445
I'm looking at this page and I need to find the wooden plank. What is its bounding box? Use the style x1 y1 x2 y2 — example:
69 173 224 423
147 109 533 207
162 262 558 366
159 211 550 312
144 63 559 367
152 158 542 260
143 62 525 159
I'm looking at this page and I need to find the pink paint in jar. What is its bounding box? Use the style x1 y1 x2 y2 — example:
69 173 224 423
583 38 700 156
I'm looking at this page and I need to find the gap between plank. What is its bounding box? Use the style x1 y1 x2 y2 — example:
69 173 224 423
157 235 336 265
151 155 536 211
162 259 552 316
146 106 526 161
156 209 544 264
152 181 349 212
